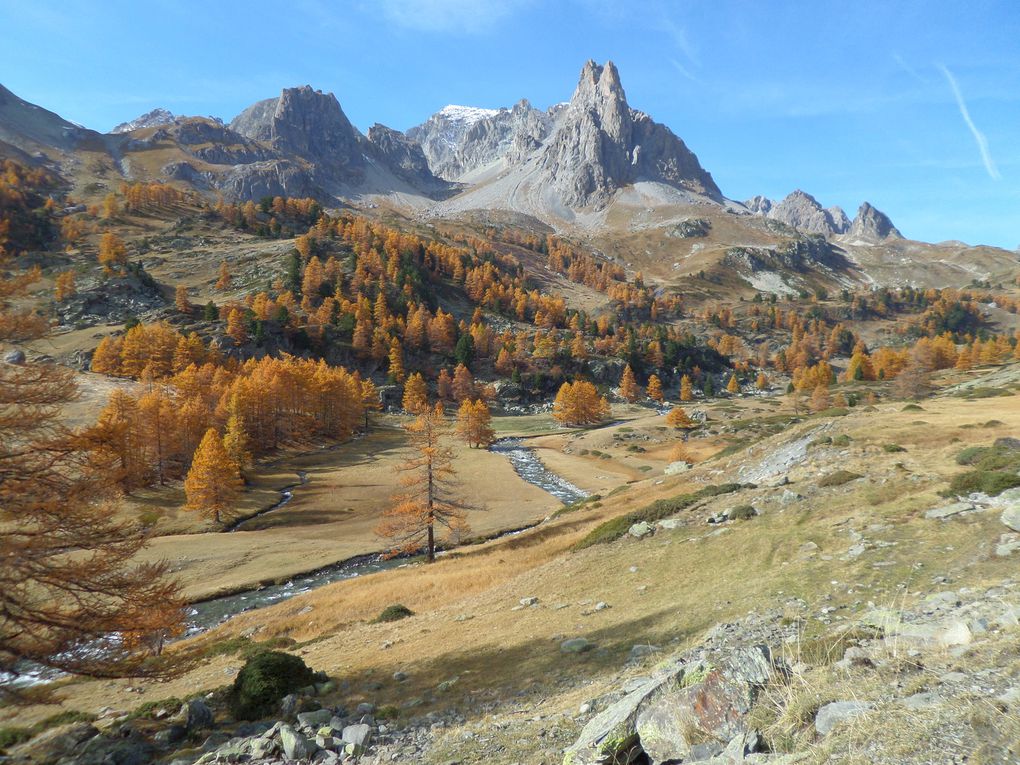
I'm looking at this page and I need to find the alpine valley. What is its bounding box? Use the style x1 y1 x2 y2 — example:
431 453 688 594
1 59 1019 765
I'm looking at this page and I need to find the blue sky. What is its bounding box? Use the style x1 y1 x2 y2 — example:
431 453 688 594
2 0 1018 249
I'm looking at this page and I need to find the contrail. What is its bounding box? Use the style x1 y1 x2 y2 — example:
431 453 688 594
938 63 1000 180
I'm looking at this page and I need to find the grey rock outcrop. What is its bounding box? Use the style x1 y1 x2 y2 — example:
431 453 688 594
230 85 366 182
111 108 177 134
743 195 773 216
537 60 720 208
563 645 778 765
407 100 555 181
767 190 846 236
847 201 902 241
366 123 444 189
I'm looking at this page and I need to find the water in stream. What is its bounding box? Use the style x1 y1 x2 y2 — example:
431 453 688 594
187 438 585 632
489 438 589 504
2 436 588 687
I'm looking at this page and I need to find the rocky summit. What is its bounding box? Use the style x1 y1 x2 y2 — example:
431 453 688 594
537 60 721 208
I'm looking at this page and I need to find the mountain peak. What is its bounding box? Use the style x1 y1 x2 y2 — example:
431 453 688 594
111 107 177 134
848 202 902 241
538 59 720 208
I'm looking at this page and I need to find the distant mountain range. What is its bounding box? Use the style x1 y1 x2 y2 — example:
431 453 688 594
1 62 1015 289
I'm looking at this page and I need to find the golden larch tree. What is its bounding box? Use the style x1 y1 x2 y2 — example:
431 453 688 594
755 371 768 390
222 396 252 474
646 374 664 403
387 338 406 384
452 363 474 402
359 377 382 429
402 372 429 414
54 270 76 301
666 406 696 429
98 232 127 274
1 249 182 693
215 261 231 290
377 403 468 563
726 374 740 394
174 284 191 314
553 380 610 426
184 427 242 525
226 308 247 346
456 399 495 448
619 364 640 402
680 374 694 401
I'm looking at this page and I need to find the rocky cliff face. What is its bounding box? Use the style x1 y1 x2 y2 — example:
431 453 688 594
407 101 555 181
536 60 720 208
848 201 902 241
366 123 443 189
229 86 365 181
745 190 900 240
764 190 849 236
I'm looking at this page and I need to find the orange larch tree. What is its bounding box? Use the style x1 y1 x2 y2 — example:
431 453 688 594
377 403 467 563
553 380 610 426
680 374 694 402
456 399 495 448
1 247 182 693
402 372 429 414
215 261 231 290
98 232 127 274
646 374 664 403
619 364 640 402
183 427 242 525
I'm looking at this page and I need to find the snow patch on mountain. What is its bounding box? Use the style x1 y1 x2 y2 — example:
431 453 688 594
436 105 500 124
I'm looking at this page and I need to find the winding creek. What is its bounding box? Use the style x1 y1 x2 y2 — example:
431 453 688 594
4 437 587 687
185 437 586 633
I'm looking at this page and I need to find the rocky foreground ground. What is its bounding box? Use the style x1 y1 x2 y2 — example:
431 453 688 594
11 559 1018 765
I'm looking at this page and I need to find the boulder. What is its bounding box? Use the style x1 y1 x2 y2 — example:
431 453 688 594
176 698 213 730
561 637 595 654
342 723 372 754
814 701 872 735
1001 507 1020 532
628 522 654 539
563 646 778 765
296 708 333 728
279 723 315 760
996 534 1020 557
3 348 25 365
924 502 972 520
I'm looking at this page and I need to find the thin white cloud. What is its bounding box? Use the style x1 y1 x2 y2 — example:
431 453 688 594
938 63 1000 180
372 0 530 34
669 58 698 83
892 53 927 86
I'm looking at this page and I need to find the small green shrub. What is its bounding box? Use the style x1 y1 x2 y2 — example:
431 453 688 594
956 446 989 465
0 728 32 750
573 483 748 549
376 705 399 720
727 504 756 521
127 698 185 721
229 651 317 721
0 711 98 751
374 604 414 623
817 470 862 487
983 419 1005 428
947 470 1020 497
883 444 906 453
808 436 832 449
901 404 924 412
832 434 852 446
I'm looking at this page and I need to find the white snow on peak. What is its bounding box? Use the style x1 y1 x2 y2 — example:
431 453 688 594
436 105 499 124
